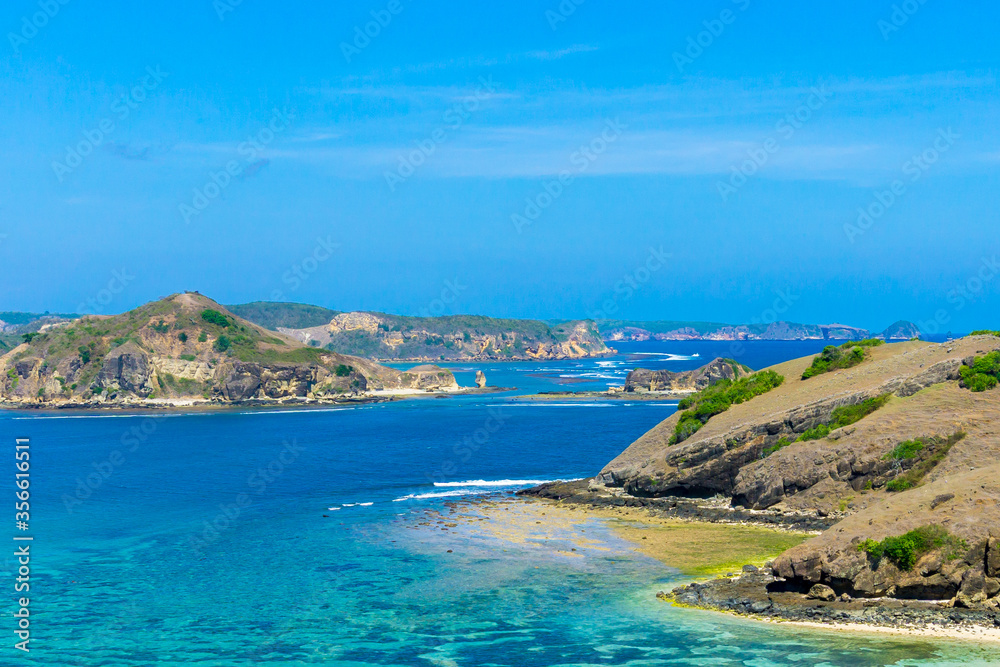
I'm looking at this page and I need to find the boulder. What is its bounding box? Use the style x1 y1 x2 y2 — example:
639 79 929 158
475 370 487 388
988 538 1000 578
806 584 836 601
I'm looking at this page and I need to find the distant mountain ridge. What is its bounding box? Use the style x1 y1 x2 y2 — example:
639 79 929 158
598 319 921 342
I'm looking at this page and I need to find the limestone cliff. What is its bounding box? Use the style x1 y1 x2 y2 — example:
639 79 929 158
277 312 613 362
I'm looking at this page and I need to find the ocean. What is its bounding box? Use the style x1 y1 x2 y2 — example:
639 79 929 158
2 340 995 666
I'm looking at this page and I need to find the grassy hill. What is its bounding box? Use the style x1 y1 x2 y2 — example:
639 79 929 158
0 293 457 407
596 333 1000 605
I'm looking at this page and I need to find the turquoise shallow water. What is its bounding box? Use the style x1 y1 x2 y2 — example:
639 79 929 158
1 343 997 665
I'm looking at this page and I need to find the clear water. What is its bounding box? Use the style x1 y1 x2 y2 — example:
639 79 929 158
2 342 994 665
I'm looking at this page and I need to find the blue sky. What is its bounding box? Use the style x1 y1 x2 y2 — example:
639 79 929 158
1 1 998 332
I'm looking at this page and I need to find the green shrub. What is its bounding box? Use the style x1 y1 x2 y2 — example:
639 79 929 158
797 395 890 442
21 332 39 344
151 320 170 334
884 432 965 492
885 439 924 460
198 331 208 343
201 309 230 328
959 351 1000 392
970 330 1000 337
179 354 196 361
885 479 913 492
78 346 92 364
335 364 354 377
178 332 188 343
670 370 784 444
762 437 791 457
858 525 966 571
802 339 884 379
213 335 231 352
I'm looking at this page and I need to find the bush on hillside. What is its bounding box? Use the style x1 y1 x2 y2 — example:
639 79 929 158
201 309 230 328
802 339 884 379
670 370 784 444
959 351 1000 392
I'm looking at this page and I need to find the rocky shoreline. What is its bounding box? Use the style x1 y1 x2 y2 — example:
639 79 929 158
665 566 1000 637
520 479 1000 638
518 480 836 534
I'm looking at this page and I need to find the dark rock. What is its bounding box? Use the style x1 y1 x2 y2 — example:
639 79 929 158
988 538 1000 578
806 584 837 601
930 493 955 510
742 564 759 573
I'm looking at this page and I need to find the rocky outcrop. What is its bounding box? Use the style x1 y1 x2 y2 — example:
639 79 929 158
94 342 156 397
624 357 748 394
475 370 487 388
597 340 984 501
770 465 1000 605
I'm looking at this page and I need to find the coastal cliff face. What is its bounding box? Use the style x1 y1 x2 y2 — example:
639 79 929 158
0 294 458 408
596 335 1000 605
277 312 613 361
624 358 750 394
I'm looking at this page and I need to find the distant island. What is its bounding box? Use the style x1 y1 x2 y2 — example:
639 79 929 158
3 299 929 364
597 319 922 342
0 293 461 409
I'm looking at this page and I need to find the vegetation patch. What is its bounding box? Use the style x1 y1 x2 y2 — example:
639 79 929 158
797 394 890 442
857 525 966 571
801 339 884 379
959 351 1000 392
884 432 965 492
200 309 230 328
670 370 784 444
970 330 1000 337
762 437 791 457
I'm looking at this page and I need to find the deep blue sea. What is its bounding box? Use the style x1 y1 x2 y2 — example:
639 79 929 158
2 341 995 665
